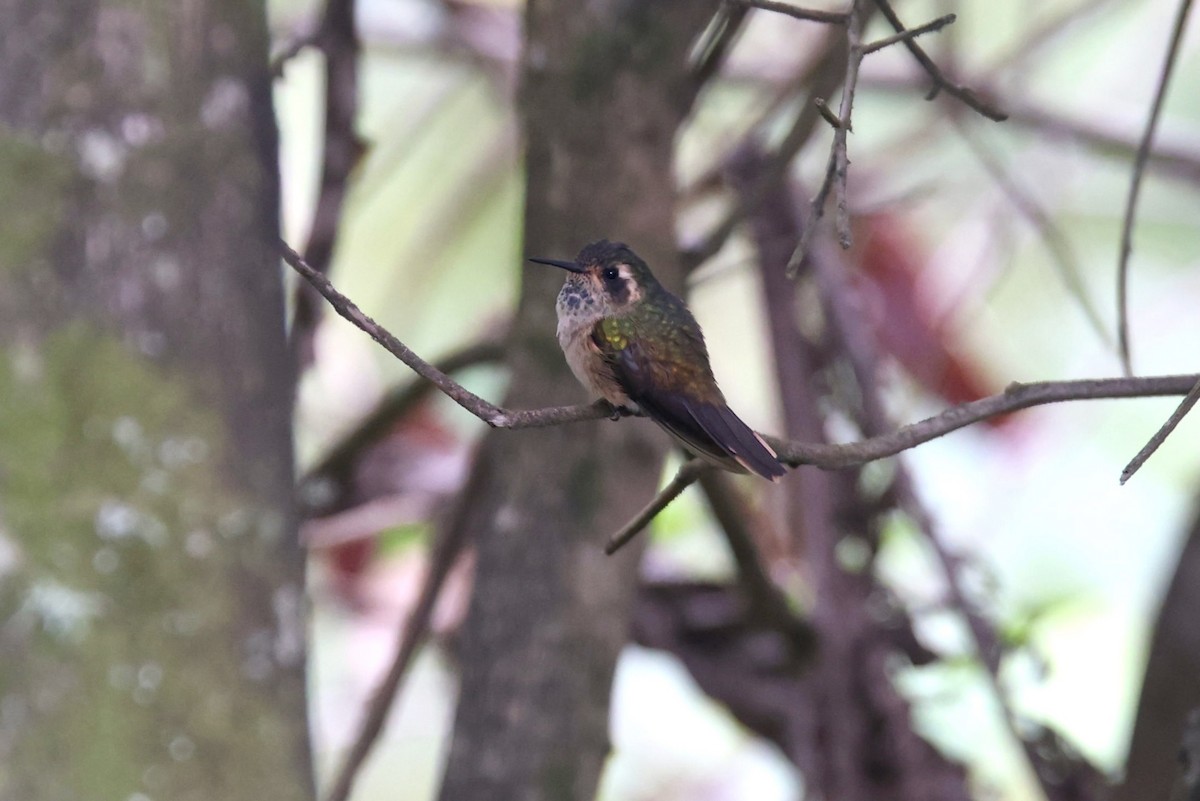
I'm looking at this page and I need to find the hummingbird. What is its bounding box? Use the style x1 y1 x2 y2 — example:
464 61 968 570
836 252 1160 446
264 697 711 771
530 240 787 481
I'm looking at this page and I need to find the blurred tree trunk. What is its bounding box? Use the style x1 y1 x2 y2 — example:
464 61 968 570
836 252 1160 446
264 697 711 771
0 3 313 801
435 2 715 800
1115 500 1200 801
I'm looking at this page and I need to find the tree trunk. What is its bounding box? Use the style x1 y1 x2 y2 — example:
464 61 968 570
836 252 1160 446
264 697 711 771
435 3 715 800
0 2 313 800
1115 500 1200 801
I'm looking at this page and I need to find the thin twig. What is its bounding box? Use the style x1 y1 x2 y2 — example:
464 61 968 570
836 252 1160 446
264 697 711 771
280 241 611 428
1116 0 1195 375
787 0 867 270
872 0 1008 121
831 2 865 250
605 460 709 554
813 97 844 129
1121 376 1200 485
861 13 955 55
682 25 853 272
789 150 838 275
290 0 365 367
770 374 1200 469
726 0 849 25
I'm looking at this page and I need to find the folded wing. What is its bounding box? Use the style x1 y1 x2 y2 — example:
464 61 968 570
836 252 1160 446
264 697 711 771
594 320 786 481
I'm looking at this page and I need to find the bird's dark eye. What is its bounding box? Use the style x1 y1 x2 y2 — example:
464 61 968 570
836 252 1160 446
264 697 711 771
602 267 619 281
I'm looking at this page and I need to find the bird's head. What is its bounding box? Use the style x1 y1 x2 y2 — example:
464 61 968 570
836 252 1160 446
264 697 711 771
530 239 657 316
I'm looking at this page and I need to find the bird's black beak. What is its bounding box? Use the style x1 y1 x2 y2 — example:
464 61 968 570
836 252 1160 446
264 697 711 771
528 256 586 273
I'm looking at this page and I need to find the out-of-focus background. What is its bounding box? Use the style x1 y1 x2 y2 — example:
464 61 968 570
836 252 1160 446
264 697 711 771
272 1 1200 799
2 1 1198 800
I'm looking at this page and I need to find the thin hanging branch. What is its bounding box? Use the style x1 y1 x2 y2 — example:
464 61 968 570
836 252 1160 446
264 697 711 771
788 0 869 270
1121 376 1200 485
1116 0 1195 375
861 12 955 55
605 459 709 554
872 0 1008 121
770 374 1199 468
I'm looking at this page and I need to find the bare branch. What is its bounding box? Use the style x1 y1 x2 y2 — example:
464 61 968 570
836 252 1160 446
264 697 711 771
682 26 852 272
771 374 1200 469
1121 376 1200 485
605 459 709 555
861 12 955 55
787 0 867 269
726 0 849 25
290 0 365 367
1117 0 1195 375
280 241 610 428
871 0 1008 121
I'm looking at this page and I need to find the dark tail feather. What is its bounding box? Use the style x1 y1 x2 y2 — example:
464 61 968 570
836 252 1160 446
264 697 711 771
691 404 787 481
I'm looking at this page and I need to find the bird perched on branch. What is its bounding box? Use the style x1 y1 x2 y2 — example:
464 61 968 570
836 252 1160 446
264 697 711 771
531 239 787 481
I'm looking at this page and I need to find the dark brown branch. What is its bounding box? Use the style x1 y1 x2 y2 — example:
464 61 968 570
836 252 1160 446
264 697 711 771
861 12 955 55
787 0 867 268
1121 376 1200 485
1117 0 1194 374
682 25 852 272
281 241 611 429
772 374 1200 469
605 459 709 555
726 0 849 25
290 0 365 367
872 0 1008 121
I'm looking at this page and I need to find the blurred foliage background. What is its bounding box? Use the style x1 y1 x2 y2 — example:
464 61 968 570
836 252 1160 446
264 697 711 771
269 0 1200 799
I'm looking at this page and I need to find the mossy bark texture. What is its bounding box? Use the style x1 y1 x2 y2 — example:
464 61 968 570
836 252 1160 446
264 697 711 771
0 2 313 800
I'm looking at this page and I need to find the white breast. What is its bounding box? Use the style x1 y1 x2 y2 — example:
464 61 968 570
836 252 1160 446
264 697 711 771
556 290 632 407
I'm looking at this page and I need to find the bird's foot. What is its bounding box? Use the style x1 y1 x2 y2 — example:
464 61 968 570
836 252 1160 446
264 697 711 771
605 402 635 421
